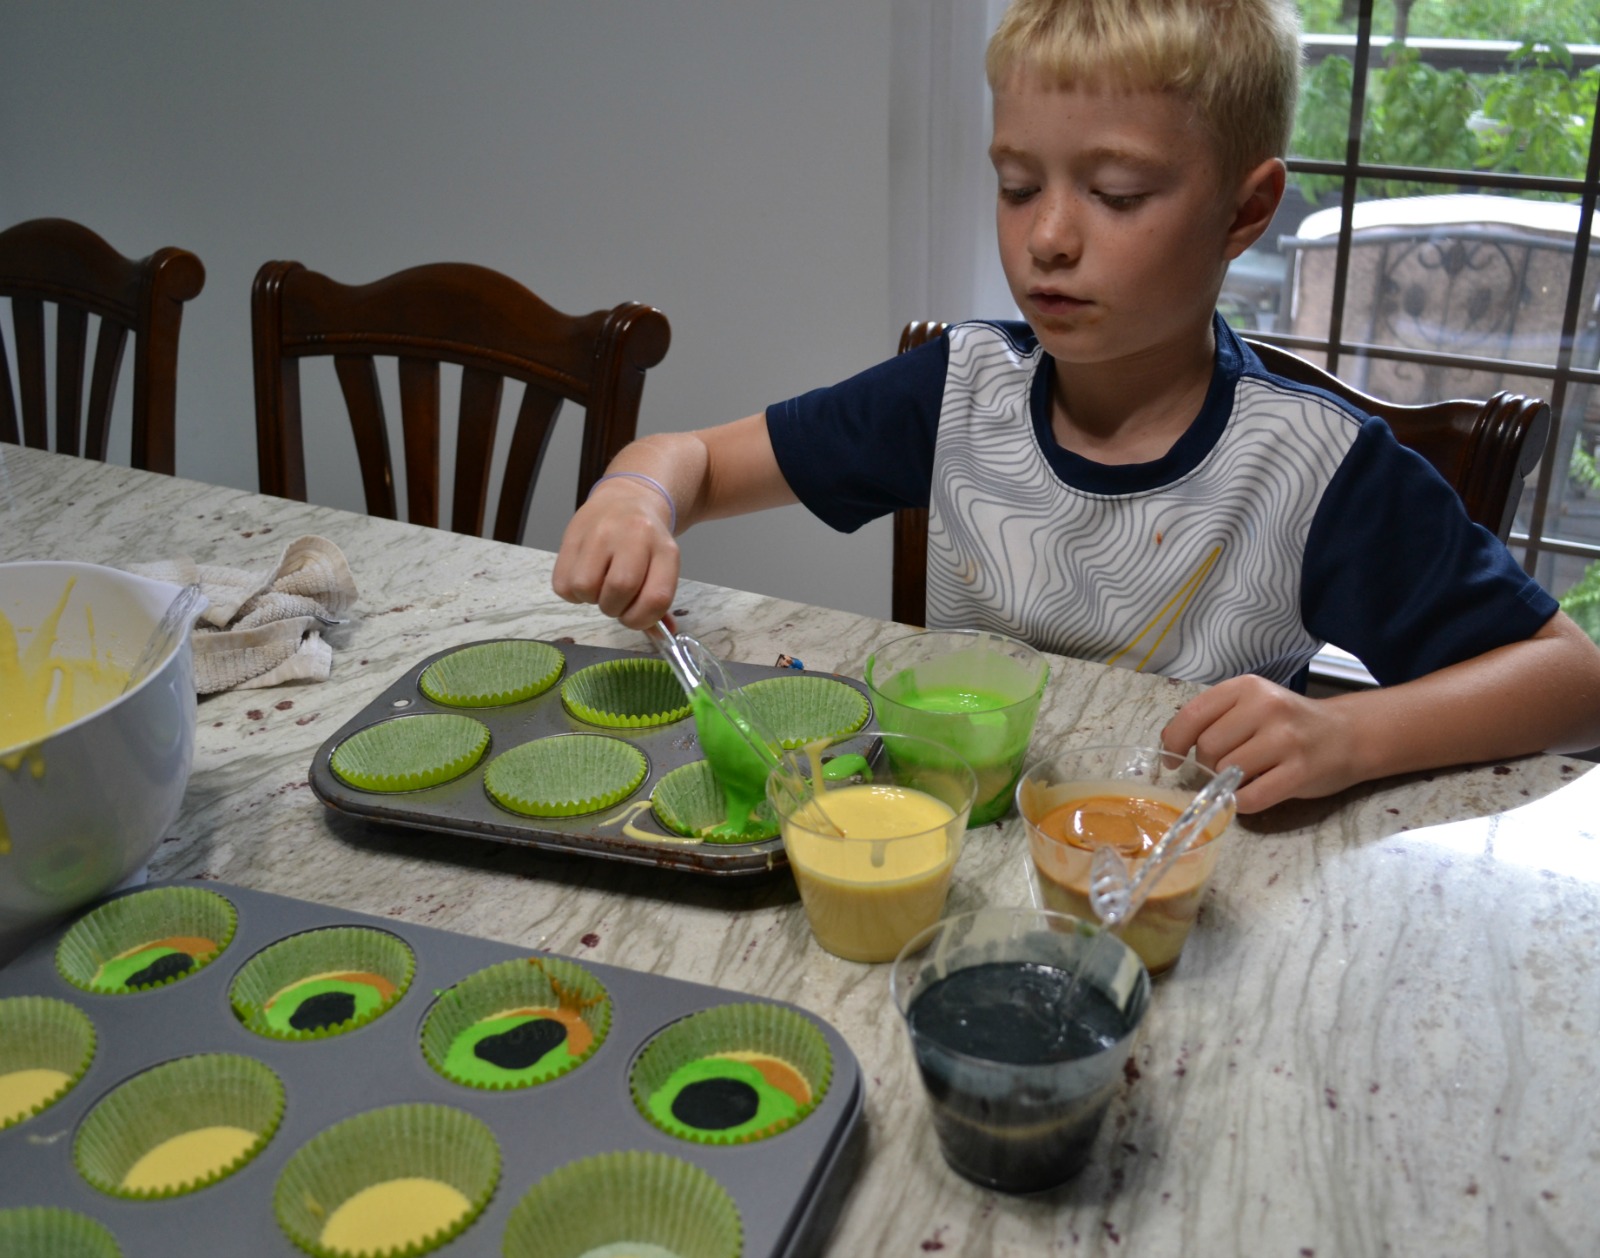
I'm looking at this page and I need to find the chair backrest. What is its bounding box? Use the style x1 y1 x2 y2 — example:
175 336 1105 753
889 320 1551 627
0 217 205 474
251 260 671 544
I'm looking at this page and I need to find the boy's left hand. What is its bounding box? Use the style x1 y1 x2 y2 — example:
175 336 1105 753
1161 675 1361 814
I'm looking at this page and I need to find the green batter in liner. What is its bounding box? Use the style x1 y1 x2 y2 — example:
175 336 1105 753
231 927 415 1041
630 1003 831 1145
423 957 612 1091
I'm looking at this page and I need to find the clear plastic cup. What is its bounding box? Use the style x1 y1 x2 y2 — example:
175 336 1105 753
890 907 1150 1193
863 630 1048 826
1016 746 1233 976
767 733 976 963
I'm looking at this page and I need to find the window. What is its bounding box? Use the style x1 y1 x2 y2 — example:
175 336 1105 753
1229 0 1600 656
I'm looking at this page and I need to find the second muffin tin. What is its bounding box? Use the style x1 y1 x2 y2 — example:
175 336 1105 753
309 639 878 877
0 880 865 1257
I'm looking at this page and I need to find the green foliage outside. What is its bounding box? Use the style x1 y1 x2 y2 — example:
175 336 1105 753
1291 2 1600 641
1291 42 1598 201
1291 0 1596 198
1565 448 1600 640
1296 0 1599 47
1560 551 1600 640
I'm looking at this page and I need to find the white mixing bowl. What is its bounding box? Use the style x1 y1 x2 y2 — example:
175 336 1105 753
0 561 197 961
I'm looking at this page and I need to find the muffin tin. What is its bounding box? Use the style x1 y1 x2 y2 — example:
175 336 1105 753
0 880 864 1257
309 639 877 877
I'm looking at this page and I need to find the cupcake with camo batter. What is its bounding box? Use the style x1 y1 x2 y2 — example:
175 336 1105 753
230 927 414 1041
55 886 236 995
630 1003 831 1145
421 956 611 1090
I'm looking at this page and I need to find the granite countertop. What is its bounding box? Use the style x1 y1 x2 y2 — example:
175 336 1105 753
4 442 1596 1257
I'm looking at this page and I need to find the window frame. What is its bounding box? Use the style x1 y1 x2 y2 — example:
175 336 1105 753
1251 4 1600 581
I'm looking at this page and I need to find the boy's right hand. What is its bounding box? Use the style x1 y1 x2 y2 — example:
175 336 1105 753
551 476 681 630
551 415 797 630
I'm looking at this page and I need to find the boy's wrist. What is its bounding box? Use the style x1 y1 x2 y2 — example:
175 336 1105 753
588 471 678 534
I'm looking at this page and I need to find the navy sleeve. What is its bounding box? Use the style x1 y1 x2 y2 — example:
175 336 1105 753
1301 417 1557 685
765 333 950 534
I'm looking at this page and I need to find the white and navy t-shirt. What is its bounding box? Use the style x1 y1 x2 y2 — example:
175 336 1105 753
766 315 1554 688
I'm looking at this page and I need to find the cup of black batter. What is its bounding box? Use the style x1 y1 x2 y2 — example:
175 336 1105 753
889 906 1150 1193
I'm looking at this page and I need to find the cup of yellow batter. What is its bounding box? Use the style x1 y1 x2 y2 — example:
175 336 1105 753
863 630 1048 827
1015 746 1234 976
768 733 977 963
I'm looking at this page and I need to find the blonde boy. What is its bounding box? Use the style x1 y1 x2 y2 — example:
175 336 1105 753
554 0 1600 811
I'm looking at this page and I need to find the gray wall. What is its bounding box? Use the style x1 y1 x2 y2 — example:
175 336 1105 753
0 1 896 623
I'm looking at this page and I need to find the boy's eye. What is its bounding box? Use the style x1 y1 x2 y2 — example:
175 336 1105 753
1095 191 1148 211
998 184 1038 206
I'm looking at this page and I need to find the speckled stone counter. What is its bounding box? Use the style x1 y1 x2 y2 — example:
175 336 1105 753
4 442 1596 1257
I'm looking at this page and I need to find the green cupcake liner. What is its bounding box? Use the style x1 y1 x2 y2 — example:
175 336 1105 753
0 996 96 1131
0 1207 122 1258
630 1003 832 1146
230 927 415 1041
274 1103 500 1258
56 887 237 995
418 641 564 708
329 714 491 792
738 676 870 749
421 956 612 1091
651 760 779 844
502 1150 741 1258
561 659 691 729
74 1053 284 1200
483 735 647 818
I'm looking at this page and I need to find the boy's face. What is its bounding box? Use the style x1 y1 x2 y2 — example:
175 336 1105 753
989 74 1268 371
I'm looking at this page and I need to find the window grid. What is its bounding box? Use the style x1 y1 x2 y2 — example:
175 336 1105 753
1250 3 1600 575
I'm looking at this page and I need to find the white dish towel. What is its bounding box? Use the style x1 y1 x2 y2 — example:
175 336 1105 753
127 536 358 694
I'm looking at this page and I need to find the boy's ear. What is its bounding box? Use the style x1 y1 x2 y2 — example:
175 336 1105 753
1223 157 1287 260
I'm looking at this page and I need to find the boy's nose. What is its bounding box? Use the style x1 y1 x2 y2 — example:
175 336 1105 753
1028 196 1080 265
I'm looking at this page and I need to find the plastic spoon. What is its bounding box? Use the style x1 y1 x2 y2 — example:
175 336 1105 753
645 622 840 838
1087 764 1244 928
122 583 205 694
1048 763 1242 1023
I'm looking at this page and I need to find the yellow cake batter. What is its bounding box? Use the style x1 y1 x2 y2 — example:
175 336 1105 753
0 1066 72 1126
783 781 959 962
121 1124 259 1192
320 1177 473 1254
0 579 128 757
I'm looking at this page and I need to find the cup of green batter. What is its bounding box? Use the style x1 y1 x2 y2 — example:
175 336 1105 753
863 629 1049 826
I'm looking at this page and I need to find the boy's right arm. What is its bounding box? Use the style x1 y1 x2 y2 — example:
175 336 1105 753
550 413 797 629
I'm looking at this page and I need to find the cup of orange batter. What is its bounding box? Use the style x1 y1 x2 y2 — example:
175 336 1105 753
768 733 977 963
1015 746 1234 976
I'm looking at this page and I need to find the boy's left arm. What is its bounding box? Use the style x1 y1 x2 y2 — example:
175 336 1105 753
1162 610 1600 814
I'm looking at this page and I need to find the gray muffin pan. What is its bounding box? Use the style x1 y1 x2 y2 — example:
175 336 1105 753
308 639 877 877
0 880 864 1257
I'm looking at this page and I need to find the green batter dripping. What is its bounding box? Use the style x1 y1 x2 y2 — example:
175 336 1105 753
690 687 774 838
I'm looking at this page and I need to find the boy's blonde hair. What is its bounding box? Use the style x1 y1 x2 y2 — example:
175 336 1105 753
987 0 1301 178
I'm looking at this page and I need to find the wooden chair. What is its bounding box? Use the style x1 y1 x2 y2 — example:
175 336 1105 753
0 217 205 474
889 320 1552 627
251 260 671 543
